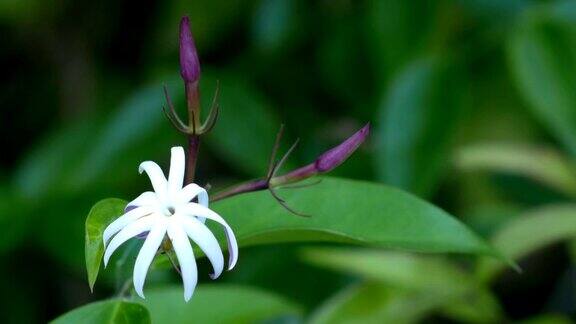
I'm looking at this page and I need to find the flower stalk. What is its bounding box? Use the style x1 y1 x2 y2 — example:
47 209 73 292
211 123 370 202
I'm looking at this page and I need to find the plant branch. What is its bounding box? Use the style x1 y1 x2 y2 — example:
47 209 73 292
211 123 370 202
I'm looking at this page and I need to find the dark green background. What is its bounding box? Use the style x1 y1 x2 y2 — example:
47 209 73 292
1 0 576 322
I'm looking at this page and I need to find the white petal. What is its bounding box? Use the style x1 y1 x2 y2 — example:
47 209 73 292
177 184 209 223
168 147 185 195
167 220 197 302
176 215 224 279
182 203 238 270
177 183 209 207
138 161 168 201
103 216 157 267
103 206 154 246
133 219 167 299
125 192 159 213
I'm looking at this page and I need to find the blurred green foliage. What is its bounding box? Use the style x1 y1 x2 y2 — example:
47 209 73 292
2 0 576 322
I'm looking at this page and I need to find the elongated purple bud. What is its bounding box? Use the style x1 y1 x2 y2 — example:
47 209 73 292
268 123 370 187
213 123 370 201
179 16 200 83
315 123 370 172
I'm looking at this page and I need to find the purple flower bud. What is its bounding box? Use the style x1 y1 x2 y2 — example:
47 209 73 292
179 16 200 83
315 123 370 173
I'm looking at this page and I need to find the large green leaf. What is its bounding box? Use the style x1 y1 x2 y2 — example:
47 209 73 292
375 56 467 196
508 4 576 156
214 177 497 257
51 300 150 324
139 285 301 324
302 248 502 323
85 198 127 291
477 204 576 282
455 142 576 198
89 177 499 268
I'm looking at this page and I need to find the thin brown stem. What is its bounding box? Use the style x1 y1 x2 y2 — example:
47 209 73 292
211 178 269 202
186 135 200 184
184 80 201 184
185 82 201 127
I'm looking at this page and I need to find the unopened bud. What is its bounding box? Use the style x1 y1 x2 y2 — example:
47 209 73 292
179 16 200 83
315 123 370 173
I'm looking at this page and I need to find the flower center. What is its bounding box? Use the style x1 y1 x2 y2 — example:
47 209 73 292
163 205 176 216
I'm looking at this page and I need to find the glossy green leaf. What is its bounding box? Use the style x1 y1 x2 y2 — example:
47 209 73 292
139 285 301 324
375 56 467 196
95 176 500 274
508 5 576 155
302 248 502 323
214 177 497 257
477 204 576 282
51 300 150 324
85 198 127 291
455 142 576 197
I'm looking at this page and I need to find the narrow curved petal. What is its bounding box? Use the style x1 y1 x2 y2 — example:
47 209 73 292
168 147 185 195
125 192 159 213
133 220 168 299
176 215 224 279
103 216 157 267
177 183 209 206
167 220 198 302
138 161 168 201
182 203 238 270
178 183 209 223
103 206 154 246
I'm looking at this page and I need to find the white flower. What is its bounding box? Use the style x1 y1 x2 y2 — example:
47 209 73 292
102 146 238 301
